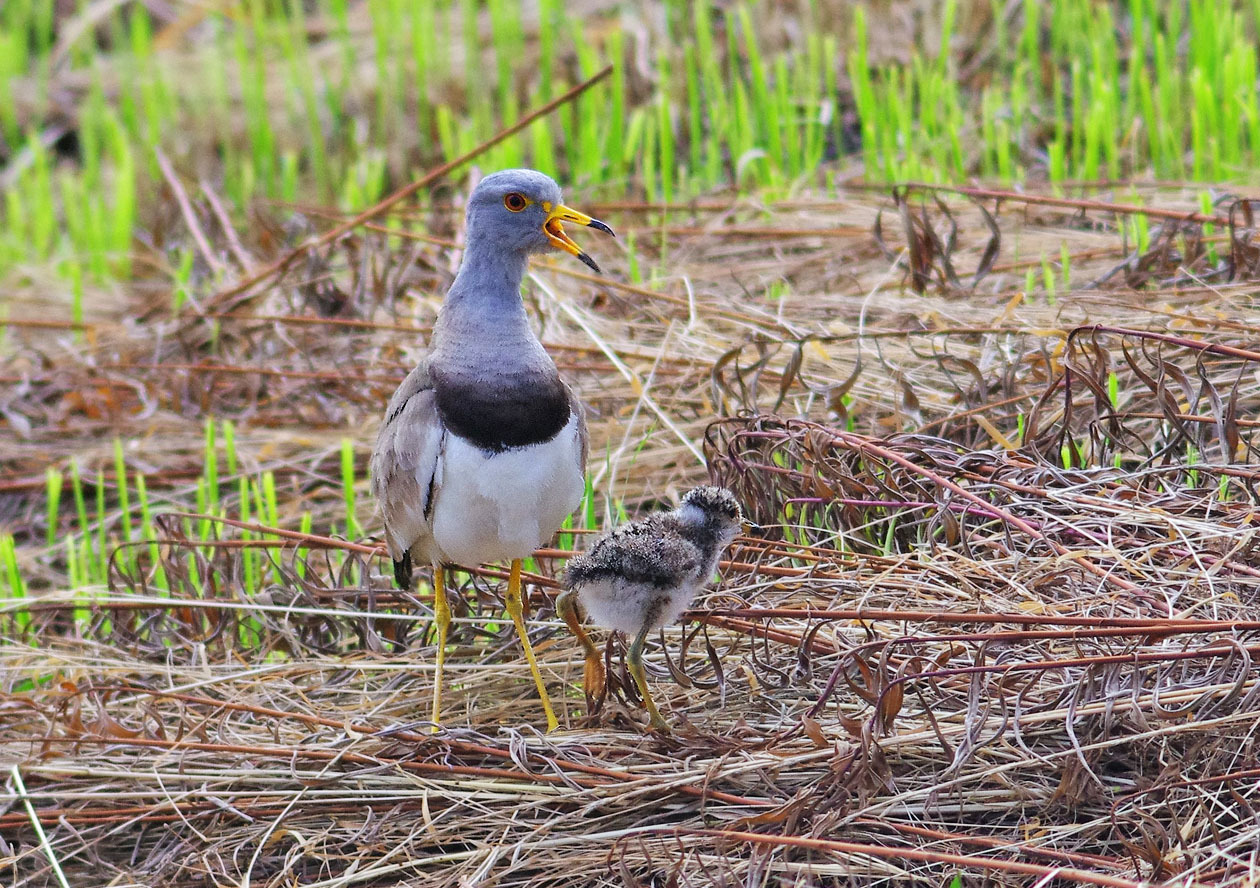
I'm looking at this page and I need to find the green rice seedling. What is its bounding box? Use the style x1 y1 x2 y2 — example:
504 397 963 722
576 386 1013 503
558 510 575 555
0 33 22 147
253 471 285 588
258 471 279 530
340 150 389 211
104 108 137 282
213 423 233 482
530 109 558 183
64 536 80 594
1200 192 1218 264
1020 268 1034 304
238 470 256 597
134 472 168 593
341 438 360 540
230 14 274 206
45 467 62 551
435 105 458 170
583 471 596 533
536 0 558 105
113 438 133 551
778 501 798 549
94 468 107 584
369 0 400 147
774 55 796 180
737 5 777 181
68 460 94 583
0 534 28 633
624 230 642 285
171 248 195 313
21 131 56 261
656 52 676 203
880 515 898 557
203 418 220 518
683 42 703 182
639 109 659 202
567 44 617 179
296 511 313 580
1132 211 1151 255
194 478 208 535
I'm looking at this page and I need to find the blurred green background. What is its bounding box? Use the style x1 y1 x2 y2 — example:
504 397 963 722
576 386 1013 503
3 0 1260 299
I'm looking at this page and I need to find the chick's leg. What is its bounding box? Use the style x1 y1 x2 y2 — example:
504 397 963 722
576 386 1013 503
504 559 560 732
627 619 670 733
557 589 605 701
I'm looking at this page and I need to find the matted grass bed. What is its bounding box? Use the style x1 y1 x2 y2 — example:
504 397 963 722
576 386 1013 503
3 178 1260 886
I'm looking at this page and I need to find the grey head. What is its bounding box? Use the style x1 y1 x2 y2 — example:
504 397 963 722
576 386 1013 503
464 169 614 272
677 486 754 545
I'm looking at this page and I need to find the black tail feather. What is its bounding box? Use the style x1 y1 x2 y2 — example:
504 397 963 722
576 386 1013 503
393 551 413 589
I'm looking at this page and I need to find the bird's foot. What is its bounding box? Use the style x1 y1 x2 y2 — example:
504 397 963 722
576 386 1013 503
582 654 606 703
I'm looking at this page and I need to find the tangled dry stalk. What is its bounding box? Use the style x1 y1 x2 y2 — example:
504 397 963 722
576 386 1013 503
3 179 1260 886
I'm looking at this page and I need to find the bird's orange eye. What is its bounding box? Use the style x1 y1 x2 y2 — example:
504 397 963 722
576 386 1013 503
503 192 528 212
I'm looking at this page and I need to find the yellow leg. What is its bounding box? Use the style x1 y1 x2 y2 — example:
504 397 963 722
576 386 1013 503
430 566 449 732
504 559 559 732
557 589 605 701
628 622 670 733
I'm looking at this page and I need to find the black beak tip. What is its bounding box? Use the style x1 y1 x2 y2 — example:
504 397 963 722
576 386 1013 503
577 252 602 274
744 522 765 537
589 219 615 238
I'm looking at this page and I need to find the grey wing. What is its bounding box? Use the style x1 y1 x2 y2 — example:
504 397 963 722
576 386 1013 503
369 357 445 564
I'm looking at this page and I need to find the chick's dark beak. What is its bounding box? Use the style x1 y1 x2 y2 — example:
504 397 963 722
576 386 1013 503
544 204 615 273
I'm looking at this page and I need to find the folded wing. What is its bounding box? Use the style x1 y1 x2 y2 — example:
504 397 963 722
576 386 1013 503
369 359 445 586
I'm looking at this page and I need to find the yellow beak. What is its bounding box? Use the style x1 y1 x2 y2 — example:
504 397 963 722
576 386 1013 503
543 204 615 273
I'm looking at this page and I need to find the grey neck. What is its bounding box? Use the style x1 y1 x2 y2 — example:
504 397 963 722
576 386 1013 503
426 237 570 451
431 240 546 369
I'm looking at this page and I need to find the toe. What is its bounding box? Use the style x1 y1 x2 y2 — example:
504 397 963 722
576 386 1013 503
583 656 606 699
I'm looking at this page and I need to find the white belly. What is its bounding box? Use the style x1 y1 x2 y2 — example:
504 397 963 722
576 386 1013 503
578 578 697 636
428 413 584 566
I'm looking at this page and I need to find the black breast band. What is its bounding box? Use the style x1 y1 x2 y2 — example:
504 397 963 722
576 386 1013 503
433 366 571 452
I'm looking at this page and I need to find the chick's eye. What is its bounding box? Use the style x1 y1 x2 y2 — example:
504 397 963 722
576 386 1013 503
504 192 528 212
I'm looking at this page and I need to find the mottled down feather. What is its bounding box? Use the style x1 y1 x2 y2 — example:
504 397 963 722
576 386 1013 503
564 515 706 590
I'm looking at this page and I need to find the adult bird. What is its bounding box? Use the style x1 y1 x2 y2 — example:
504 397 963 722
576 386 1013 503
370 169 613 731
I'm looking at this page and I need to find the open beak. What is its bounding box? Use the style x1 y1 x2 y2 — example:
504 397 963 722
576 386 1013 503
544 204 615 274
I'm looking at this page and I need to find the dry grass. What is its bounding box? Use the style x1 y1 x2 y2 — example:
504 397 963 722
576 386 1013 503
3 180 1260 886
